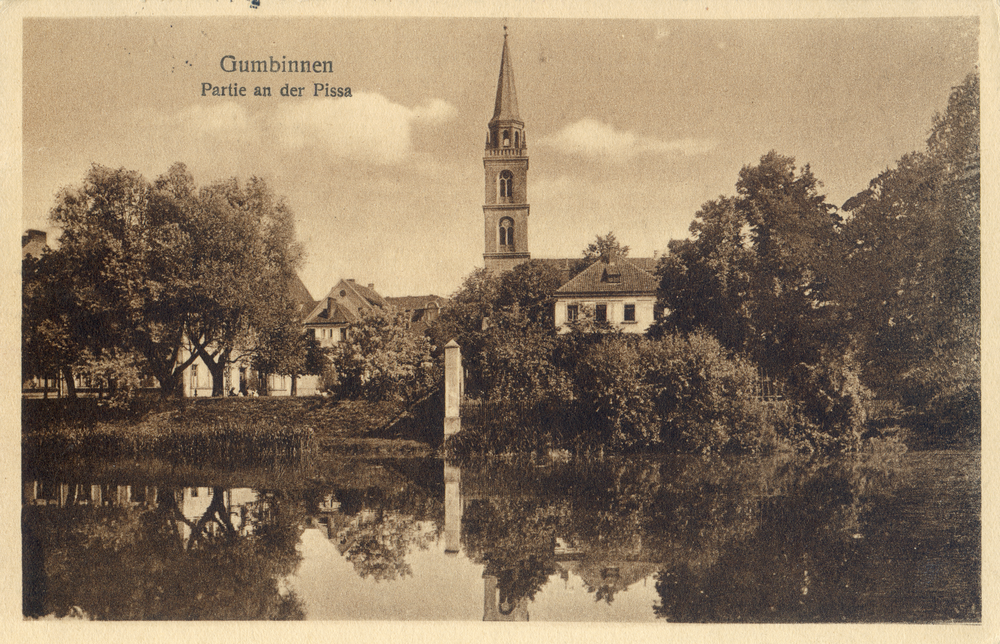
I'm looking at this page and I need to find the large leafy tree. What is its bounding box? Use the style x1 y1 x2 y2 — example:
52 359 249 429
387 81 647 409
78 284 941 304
839 72 979 421
659 152 843 373
182 175 304 396
30 163 303 397
35 165 201 397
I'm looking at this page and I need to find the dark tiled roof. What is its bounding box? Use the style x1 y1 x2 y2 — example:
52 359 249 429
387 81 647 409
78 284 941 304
385 295 448 311
555 259 659 296
288 275 316 314
534 257 660 288
346 281 388 308
303 301 357 326
303 279 387 326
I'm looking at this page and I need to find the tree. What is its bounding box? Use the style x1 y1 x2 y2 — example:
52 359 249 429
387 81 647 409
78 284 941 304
839 72 979 427
570 231 631 276
23 252 82 398
429 261 562 396
36 163 304 398
329 307 438 403
181 175 304 396
40 164 202 397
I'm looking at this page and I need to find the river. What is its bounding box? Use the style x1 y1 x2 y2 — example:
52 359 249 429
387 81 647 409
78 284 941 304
22 448 979 621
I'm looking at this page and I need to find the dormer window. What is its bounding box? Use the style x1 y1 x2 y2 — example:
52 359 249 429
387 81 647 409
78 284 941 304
499 170 513 200
602 269 622 284
499 217 514 248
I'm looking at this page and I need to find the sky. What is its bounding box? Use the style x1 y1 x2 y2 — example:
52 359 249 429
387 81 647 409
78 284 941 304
21 15 979 300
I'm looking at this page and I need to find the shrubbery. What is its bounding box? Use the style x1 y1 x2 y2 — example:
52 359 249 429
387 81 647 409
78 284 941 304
454 325 796 456
327 308 439 403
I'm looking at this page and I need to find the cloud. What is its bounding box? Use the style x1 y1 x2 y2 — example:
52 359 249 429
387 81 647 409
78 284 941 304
273 92 457 165
538 118 716 162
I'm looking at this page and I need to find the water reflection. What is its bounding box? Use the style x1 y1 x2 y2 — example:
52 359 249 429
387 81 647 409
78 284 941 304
23 450 979 621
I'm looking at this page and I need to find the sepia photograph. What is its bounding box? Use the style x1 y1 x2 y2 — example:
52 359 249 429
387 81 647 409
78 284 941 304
10 0 988 632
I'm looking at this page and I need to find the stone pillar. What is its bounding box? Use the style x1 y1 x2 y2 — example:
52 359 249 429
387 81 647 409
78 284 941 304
444 339 462 436
444 462 462 555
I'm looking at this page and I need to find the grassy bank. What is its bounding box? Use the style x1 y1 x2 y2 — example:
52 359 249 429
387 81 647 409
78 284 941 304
23 395 441 467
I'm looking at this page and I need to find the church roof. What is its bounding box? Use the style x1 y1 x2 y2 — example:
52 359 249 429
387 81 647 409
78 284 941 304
555 258 659 296
491 32 521 124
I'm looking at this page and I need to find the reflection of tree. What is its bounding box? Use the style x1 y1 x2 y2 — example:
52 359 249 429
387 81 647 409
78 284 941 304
458 452 915 620
341 511 435 582
462 497 561 607
23 487 306 619
650 454 916 622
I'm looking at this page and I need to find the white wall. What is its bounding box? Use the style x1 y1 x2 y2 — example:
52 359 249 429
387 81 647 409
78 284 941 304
554 296 656 334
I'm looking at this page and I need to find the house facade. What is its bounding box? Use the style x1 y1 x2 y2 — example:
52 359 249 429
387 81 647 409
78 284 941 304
181 273 318 397
553 258 659 333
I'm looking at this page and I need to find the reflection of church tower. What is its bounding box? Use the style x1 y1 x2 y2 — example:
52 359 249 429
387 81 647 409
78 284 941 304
483 574 530 621
483 28 531 274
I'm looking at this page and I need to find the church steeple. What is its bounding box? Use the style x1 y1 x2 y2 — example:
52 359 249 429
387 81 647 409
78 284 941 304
491 28 521 124
483 28 530 273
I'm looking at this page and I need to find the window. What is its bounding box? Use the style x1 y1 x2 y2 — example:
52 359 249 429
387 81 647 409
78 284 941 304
503 130 510 147
624 304 636 323
191 364 199 390
514 131 519 148
595 304 607 323
499 217 514 248
499 170 513 199
566 304 579 322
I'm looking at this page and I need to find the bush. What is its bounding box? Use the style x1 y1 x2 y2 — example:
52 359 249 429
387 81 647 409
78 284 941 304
328 308 438 403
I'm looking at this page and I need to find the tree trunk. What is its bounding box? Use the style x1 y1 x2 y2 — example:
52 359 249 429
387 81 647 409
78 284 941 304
290 374 298 396
157 371 182 398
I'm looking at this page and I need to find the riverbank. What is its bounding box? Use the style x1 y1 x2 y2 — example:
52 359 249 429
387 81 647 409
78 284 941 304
22 395 441 466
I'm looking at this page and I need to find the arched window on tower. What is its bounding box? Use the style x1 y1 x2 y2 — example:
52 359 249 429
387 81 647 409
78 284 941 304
503 130 510 147
514 131 519 148
499 218 514 249
499 170 513 202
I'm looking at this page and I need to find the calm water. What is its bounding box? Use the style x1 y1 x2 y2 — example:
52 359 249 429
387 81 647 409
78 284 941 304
22 449 979 621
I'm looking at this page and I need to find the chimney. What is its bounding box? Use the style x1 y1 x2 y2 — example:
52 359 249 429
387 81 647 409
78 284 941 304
22 229 46 247
347 278 355 283
368 283 375 290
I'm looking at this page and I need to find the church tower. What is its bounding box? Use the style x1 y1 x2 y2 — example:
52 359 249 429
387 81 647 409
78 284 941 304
483 29 530 273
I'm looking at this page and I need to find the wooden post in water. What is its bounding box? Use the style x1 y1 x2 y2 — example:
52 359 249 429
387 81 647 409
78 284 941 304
444 339 462 436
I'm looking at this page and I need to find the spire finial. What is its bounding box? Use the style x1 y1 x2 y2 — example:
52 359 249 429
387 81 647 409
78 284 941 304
503 24 508 38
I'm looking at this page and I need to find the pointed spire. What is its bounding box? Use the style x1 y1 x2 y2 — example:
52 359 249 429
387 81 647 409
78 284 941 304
491 28 521 124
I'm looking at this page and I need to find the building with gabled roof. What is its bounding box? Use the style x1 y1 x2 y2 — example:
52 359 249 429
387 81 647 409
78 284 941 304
303 278 388 347
553 257 659 333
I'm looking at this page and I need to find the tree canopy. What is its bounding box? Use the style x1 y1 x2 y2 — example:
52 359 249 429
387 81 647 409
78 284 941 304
24 163 304 398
